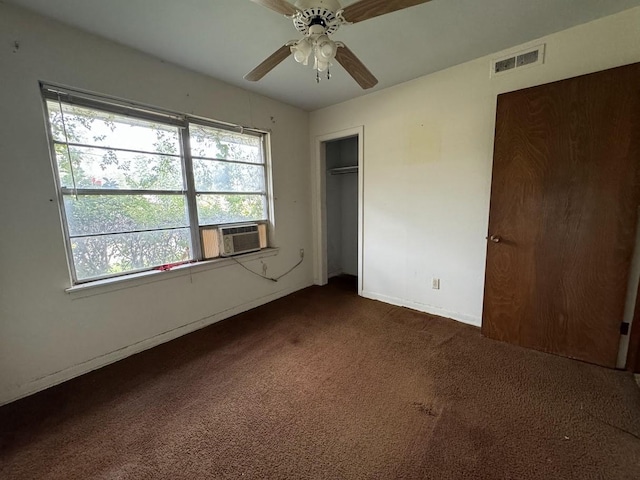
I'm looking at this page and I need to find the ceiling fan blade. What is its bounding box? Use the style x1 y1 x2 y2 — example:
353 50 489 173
341 0 431 24
334 44 378 90
249 0 299 16
245 45 292 82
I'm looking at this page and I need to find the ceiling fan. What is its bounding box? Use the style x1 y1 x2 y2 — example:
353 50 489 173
245 0 432 89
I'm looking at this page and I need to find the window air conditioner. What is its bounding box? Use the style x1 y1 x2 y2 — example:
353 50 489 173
218 224 261 257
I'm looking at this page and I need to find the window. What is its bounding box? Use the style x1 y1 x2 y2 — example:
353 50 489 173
43 86 270 284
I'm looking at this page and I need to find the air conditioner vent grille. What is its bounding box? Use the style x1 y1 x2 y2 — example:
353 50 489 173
221 225 259 236
232 232 261 252
218 223 261 257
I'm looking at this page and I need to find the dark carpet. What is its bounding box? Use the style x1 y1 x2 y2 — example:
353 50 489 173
1 277 639 479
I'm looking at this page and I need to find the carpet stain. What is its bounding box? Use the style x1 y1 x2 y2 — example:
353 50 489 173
412 401 438 416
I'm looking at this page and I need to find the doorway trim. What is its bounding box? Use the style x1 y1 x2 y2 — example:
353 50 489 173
312 126 364 295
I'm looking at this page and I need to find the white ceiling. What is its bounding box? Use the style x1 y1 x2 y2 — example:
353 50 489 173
6 0 640 111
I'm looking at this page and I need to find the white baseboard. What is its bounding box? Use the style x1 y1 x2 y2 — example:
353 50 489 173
1 283 310 407
361 290 482 327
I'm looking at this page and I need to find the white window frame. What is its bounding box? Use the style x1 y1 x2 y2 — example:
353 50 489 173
42 84 273 285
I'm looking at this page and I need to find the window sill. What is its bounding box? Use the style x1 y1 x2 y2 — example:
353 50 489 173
65 248 280 297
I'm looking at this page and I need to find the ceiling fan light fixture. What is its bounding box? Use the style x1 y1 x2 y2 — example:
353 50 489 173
315 35 337 61
293 50 309 64
291 37 312 65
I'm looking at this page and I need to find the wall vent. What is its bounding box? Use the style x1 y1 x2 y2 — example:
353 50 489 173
491 44 545 77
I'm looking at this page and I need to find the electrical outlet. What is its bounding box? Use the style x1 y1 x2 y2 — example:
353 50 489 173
432 278 440 290
300 248 305 259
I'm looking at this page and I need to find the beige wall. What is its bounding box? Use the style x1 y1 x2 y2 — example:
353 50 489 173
310 7 640 326
0 4 312 405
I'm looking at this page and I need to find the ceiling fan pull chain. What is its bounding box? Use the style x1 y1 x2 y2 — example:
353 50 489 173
316 69 321 83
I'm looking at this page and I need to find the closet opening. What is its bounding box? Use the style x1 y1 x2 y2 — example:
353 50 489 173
312 126 363 295
325 137 359 291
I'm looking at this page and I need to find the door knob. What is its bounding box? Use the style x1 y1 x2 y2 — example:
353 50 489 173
487 235 501 243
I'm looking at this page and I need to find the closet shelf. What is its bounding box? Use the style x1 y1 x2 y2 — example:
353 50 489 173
328 166 358 175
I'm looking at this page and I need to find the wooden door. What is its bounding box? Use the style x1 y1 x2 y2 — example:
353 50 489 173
482 63 640 368
626 282 640 372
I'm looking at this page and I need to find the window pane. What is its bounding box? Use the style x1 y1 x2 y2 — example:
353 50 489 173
197 194 266 225
190 124 263 163
55 145 183 190
193 159 265 193
64 195 189 236
71 228 192 281
47 101 181 155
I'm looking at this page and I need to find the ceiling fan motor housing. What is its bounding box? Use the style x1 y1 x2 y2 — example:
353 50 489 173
293 0 343 36
294 0 342 12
